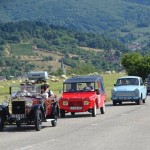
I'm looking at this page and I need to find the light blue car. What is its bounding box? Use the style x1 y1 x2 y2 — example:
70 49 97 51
111 76 147 105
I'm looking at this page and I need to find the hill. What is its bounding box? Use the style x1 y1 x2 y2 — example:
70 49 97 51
1 0 150 47
0 21 128 78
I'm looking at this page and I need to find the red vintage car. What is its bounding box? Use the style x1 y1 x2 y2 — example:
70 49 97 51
59 75 106 117
0 83 58 131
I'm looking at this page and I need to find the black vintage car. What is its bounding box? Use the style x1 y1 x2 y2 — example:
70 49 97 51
0 84 58 131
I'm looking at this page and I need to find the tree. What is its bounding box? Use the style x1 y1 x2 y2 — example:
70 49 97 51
121 52 150 80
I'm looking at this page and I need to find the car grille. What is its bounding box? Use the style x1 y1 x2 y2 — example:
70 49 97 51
69 101 82 107
12 101 25 114
115 91 135 97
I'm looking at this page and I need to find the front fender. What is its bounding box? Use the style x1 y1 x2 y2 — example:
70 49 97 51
29 104 46 120
0 105 9 120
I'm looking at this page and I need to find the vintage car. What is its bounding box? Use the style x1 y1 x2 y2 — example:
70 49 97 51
111 76 147 105
59 75 106 118
0 84 58 131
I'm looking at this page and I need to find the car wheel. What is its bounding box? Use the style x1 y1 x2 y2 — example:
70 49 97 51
92 103 96 117
137 98 142 105
71 112 75 116
113 101 117 106
16 121 21 128
100 102 105 114
60 109 65 118
0 116 4 131
35 109 42 131
51 116 57 127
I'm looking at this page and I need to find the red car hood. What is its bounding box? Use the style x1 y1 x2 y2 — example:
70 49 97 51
60 92 96 100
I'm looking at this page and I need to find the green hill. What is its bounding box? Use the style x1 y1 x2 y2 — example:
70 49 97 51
1 0 150 46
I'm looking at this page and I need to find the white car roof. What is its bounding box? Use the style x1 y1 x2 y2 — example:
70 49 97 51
118 76 140 79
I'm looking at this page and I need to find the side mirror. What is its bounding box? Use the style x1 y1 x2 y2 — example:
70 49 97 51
114 84 116 86
9 87 12 95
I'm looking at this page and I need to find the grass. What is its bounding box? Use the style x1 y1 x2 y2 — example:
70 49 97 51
10 43 33 55
0 73 125 104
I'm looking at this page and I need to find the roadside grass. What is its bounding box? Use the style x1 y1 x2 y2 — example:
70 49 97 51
0 73 125 103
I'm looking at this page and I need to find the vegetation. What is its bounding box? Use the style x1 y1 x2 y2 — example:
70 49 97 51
1 0 150 46
121 52 150 80
0 21 129 78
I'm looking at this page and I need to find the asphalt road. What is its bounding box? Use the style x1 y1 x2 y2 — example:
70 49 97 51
1 96 150 150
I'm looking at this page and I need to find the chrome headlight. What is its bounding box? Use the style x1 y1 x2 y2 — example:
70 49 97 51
63 101 68 106
134 89 139 96
26 100 33 107
2 100 9 107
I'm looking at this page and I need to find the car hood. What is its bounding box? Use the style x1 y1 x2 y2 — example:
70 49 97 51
113 85 139 91
60 92 96 100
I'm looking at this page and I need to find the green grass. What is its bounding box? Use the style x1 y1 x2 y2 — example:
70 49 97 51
0 73 125 104
10 43 33 55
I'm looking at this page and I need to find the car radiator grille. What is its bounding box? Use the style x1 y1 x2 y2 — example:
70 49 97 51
69 101 82 107
12 101 25 114
116 91 135 97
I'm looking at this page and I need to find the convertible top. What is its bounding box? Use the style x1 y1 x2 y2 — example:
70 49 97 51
64 75 103 84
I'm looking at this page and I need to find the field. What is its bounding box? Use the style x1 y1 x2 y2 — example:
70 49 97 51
0 73 125 104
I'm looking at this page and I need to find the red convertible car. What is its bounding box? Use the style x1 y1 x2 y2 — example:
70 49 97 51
59 75 106 117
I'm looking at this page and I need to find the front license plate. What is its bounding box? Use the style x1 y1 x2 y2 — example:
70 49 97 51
70 107 82 110
12 114 25 119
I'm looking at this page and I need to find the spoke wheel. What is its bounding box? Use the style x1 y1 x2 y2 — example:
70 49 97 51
35 110 42 131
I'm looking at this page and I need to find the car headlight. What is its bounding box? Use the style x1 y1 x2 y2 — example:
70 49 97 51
111 89 116 96
84 101 89 105
2 100 9 107
134 89 139 96
26 100 33 107
63 101 68 106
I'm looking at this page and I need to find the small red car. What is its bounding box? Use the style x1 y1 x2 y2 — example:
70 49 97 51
59 75 106 117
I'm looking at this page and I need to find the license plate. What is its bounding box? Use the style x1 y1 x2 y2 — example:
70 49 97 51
12 114 25 119
70 107 82 110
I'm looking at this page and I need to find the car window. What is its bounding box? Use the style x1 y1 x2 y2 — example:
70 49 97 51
116 78 139 86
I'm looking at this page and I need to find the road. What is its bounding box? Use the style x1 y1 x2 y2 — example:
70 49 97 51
1 96 150 150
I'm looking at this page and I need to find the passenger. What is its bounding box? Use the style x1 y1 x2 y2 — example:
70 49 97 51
83 82 94 91
42 83 55 98
121 79 127 85
41 85 49 99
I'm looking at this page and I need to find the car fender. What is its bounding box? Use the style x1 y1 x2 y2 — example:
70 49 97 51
29 104 45 120
51 101 58 116
0 105 9 120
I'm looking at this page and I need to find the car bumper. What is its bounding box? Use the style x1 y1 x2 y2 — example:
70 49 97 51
111 97 140 102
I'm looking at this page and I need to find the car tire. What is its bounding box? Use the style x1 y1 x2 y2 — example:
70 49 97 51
35 109 42 131
100 102 105 114
60 109 65 118
71 112 75 116
137 97 142 105
0 116 4 131
92 103 96 117
113 101 117 106
51 119 57 127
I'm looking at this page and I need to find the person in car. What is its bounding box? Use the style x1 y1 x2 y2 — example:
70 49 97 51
12 83 32 98
83 82 94 91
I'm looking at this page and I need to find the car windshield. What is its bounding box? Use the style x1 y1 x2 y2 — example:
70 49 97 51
10 85 41 97
63 82 95 92
116 78 139 86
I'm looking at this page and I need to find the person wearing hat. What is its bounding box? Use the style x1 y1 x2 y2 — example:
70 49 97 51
42 83 54 98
